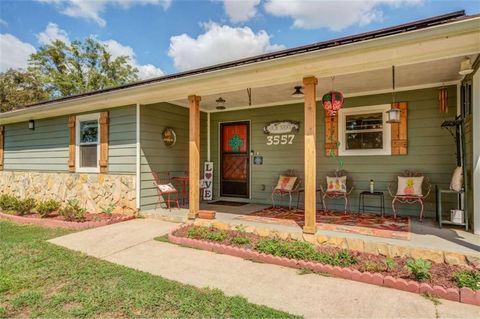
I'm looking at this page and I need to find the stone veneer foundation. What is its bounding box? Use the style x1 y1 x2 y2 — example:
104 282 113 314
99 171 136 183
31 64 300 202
0 171 136 214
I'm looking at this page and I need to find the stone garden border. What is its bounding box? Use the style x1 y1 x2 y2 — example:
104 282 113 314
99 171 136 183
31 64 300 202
0 212 135 230
168 224 480 306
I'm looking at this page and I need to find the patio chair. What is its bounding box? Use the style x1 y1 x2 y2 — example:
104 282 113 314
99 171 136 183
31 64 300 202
272 169 302 209
319 170 354 212
388 170 432 220
152 171 180 209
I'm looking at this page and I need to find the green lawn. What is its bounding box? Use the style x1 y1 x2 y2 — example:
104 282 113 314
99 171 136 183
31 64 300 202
0 221 297 318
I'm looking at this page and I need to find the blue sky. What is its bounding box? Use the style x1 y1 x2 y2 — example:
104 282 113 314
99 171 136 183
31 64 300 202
1 0 479 78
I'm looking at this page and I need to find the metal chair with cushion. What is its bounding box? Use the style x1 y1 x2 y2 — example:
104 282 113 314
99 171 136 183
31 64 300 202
272 169 302 209
388 170 432 220
152 171 180 210
319 170 354 212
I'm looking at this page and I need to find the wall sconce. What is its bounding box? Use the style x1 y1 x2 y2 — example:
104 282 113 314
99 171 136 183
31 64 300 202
216 97 226 110
28 120 35 130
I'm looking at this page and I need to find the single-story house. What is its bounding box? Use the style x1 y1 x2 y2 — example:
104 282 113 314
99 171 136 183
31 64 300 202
1 11 479 235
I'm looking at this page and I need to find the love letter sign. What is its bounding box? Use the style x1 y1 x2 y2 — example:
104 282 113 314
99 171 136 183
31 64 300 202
202 162 214 200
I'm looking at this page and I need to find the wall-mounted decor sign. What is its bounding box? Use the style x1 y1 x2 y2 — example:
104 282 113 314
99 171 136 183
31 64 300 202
263 120 300 135
264 120 299 146
253 152 263 165
162 127 176 147
202 162 213 200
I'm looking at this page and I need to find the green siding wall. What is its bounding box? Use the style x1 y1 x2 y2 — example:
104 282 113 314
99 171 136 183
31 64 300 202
3 105 136 174
139 102 207 210
210 86 458 217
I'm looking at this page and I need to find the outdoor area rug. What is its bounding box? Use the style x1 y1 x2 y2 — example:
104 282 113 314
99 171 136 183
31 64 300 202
236 207 411 240
208 200 248 207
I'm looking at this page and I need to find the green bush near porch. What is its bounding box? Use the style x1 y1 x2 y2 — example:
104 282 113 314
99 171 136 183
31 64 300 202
0 221 297 318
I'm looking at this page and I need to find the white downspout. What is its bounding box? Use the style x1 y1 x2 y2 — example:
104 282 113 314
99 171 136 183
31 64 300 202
207 112 211 162
136 103 141 211
472 72 480 235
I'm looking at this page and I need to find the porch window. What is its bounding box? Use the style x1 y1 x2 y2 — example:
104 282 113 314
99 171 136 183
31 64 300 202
338 104 391 156
76 113 100 172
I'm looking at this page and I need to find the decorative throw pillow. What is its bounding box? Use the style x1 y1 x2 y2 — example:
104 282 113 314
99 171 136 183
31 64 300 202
326 176 347 193
450 166 463 192
397 176 424 196
158 183 176 193
275 175 297 191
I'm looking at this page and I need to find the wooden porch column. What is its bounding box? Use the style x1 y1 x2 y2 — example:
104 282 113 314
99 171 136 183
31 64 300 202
303 76 318 234
188 95 201 219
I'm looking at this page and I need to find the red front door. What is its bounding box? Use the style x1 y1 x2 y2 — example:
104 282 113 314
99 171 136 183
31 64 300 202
220 122 249 198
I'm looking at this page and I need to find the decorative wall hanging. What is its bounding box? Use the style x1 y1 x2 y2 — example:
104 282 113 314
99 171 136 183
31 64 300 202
323 77 344 169
253 152 263 165
263 120 300 134
162 127 177 147
202 162 213 200
322 77 344 117
438 87 448 113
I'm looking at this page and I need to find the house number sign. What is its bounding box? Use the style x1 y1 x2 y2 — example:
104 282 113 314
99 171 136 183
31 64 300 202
264 120 299 146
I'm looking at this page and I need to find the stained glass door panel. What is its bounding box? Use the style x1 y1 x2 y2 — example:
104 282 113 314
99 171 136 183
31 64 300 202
220 122 249 198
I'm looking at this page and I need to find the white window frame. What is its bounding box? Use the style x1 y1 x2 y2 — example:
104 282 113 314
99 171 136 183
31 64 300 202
338 104 391 156
76 113 100 173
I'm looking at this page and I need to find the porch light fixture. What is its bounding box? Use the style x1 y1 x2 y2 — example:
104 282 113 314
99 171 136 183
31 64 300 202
459 57 474 75
291 86 304 98
216 97 226 110
28 120 35 130
386 65 401 123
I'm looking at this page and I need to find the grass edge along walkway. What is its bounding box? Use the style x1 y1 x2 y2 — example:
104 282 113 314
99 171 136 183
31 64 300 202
0 221 298 318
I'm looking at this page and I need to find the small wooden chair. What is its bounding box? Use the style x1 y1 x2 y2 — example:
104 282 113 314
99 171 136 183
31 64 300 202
272 169 302 209
388 170 432 220
319 170 354 212
152 171 180 209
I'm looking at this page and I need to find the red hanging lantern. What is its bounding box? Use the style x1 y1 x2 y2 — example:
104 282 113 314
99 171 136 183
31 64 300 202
322 91 344 116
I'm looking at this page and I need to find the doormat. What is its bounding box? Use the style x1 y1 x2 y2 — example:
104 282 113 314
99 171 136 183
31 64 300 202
209 201 248 207
236 207 411 240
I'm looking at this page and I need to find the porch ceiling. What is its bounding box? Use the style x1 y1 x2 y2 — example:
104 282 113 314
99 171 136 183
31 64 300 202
170 55 478 112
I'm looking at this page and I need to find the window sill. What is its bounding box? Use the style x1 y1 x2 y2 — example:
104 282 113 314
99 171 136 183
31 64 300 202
76 167 100 174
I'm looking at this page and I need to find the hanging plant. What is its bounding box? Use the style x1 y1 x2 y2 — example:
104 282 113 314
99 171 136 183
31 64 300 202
322 91 344 117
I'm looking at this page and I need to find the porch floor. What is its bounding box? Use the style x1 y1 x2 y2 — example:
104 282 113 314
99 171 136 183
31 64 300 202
142 204 480 256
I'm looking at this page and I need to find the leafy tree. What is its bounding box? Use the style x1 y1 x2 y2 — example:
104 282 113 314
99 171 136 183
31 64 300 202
28 37 139 98
0 69 49 112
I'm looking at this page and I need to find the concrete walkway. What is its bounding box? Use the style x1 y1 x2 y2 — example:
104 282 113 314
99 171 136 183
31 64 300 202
49 219 479 318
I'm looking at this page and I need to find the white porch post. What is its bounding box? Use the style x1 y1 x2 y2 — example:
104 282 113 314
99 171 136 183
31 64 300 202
188 95 201 219
303 76 318 234
135 103 141 211
472 71 480 235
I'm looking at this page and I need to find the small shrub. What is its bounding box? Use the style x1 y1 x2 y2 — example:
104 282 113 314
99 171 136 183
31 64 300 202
454 271 480 290
231 236 251 246
406 258 431 281
360 260 386 273
385 257 397 271
255 239 356 267
186 226 226 242
100 203 115 215
14 198 36 216
59 199 87 222
0 194 18 211
36 199 61 218
235 224 246 233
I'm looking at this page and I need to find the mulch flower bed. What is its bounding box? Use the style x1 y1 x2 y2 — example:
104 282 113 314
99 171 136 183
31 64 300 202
170 224 480 306
0 211 135 230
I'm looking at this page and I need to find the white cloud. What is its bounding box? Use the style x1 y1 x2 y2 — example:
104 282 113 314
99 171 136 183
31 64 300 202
168 22 285 71
36 22 70 45
264 0 424 31
223 0 261 23
102 39 164 79
37 0 171 27
0 34 36 72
